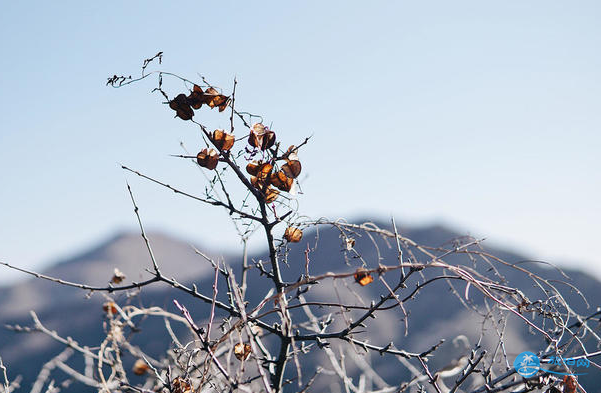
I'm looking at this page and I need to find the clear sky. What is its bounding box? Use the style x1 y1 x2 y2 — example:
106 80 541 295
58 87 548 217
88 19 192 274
1 1 600 285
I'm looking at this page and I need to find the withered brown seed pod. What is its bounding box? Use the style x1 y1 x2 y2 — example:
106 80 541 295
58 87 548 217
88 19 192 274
284 227 303 243
196 148 219 170
212 129 235 152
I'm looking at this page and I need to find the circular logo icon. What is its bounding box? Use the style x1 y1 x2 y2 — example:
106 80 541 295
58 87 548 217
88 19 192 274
514 351 540 377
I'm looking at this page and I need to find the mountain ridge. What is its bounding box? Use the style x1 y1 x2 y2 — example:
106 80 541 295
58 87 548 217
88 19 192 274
1 220 599 392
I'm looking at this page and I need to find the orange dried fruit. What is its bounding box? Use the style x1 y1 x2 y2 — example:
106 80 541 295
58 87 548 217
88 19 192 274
284 227 303 243
196 148 219 170
211 129 235 152
270 171 294 192
187 85 204 109
172 377 194 393
234 343 252 361
111 268 126 284
246 161 272 179
264 186 279 203
103 301 118 314
353 269 374 286
281 160 302 179
132 359 149 375
563 376 577 393
169 94 194 120
203 87 229 112
248 123 276 150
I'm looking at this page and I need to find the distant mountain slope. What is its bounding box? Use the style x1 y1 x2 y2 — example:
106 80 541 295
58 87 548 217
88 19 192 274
1 222 599 392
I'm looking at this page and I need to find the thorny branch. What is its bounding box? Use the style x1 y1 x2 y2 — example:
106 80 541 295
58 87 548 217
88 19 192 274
2 56 599 393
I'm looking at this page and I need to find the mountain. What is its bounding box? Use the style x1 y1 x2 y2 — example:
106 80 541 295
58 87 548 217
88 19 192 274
0 222 599 392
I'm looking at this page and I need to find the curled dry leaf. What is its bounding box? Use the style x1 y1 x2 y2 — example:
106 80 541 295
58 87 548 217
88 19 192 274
203 87 229 112
172 377 194 393
211 129 235 152
187 85 204 109
102 301 118 315
281 159 302 179
169 94 194 120
270 171 294 192
132 359 149 375
234 343 252 361
353 269 374 286
284 227 303 243
196 148 219 170
248 123 276 150
111 268 126 284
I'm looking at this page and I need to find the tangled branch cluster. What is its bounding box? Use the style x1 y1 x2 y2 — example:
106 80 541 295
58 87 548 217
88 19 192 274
1 54 599 393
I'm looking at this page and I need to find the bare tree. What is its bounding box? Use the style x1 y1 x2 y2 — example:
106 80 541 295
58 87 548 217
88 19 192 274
1 53 599 393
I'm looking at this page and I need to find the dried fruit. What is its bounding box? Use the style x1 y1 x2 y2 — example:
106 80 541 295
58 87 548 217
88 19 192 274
563 375 577 393
264 186 279 203
284 227 303 243
246 161 272 179
102 301 118 314
248 123 276 150
169 94 194 120
187 85 204 109
172 377 194 393
234 343 252 360
196 148 219 170
270 171 294 192
203 87 229 112
132 359 149 375
281 159 302 179
211 129 235 152
111 268 126 284
354 269 374 286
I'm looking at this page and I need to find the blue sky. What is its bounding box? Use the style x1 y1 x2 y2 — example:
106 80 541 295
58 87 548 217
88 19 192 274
1 1 600 284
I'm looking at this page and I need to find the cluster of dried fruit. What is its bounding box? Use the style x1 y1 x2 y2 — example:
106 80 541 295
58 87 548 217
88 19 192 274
169 85 229 120
245 133 302 198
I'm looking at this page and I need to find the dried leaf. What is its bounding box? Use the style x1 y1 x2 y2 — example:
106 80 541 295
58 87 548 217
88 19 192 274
248 123 276 150
212 129 235 152
169 94 194 120
284 227 303 243
234 343 252 361
111 268 126 284
196 148 219 170
354 269 374 286
132 359 149 375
